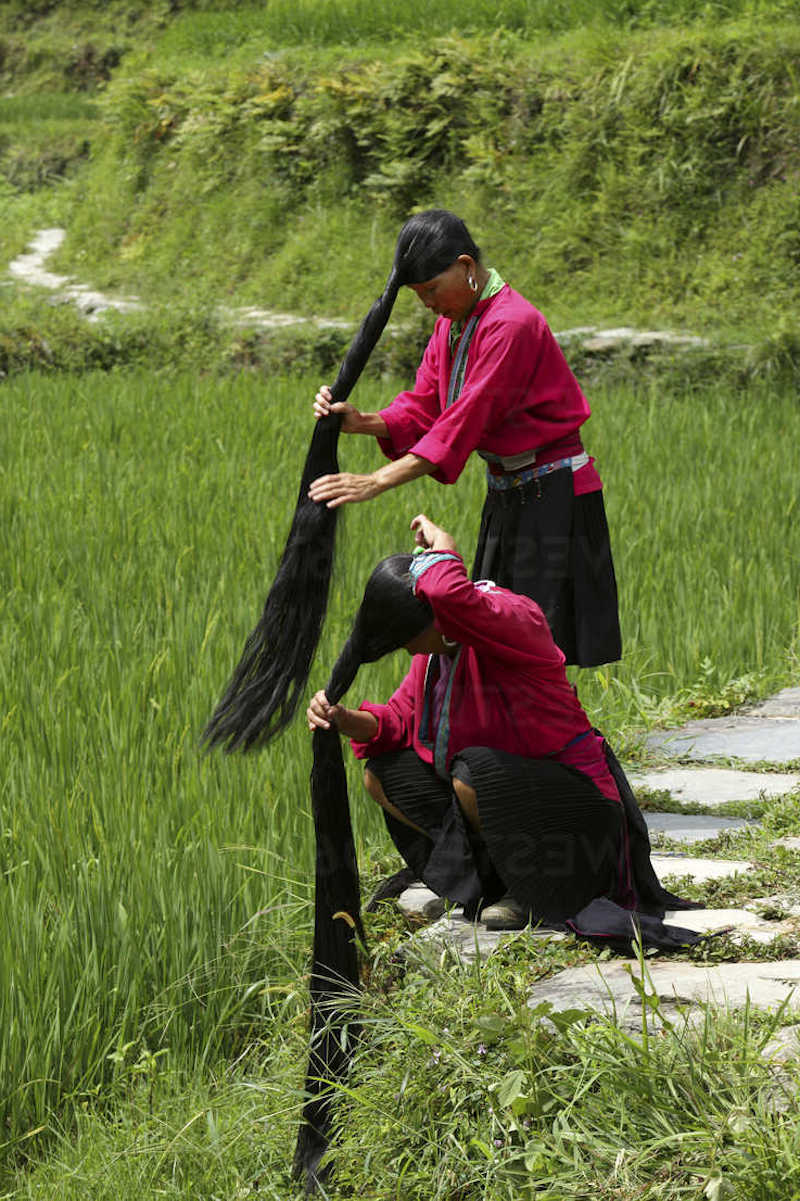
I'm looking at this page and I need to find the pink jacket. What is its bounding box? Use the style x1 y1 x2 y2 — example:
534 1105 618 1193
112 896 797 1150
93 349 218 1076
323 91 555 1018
351 555 618 800
377 285 602 492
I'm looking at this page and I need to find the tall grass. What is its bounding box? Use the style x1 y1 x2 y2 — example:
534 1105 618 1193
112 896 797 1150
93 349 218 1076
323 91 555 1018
154 0 800 54
0 368 796 1160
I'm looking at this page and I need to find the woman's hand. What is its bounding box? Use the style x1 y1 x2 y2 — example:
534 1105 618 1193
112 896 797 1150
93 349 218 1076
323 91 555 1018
307 690 344 732
313 385 362 433
410 513 458 554
307 691 379 741
308 471 383 508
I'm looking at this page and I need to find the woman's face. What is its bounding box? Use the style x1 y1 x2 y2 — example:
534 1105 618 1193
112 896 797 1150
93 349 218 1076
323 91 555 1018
404 625 454 657
409 255 478 322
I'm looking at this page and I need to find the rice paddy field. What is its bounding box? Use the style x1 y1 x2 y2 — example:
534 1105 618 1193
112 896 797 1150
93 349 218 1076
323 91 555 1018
0 367 797 1191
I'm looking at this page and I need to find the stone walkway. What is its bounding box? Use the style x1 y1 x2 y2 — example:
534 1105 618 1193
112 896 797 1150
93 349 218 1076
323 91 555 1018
397 687 800 1052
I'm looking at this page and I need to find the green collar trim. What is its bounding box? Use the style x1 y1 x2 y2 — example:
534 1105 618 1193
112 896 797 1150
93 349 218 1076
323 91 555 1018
480 266 506 301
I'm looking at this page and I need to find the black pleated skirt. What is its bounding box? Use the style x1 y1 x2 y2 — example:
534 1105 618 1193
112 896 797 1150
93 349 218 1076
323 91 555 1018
366 746 624 923
471 469 621 667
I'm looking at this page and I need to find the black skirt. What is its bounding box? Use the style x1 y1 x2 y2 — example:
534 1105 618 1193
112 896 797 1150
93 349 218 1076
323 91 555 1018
366 746 623 923
471 468 621 667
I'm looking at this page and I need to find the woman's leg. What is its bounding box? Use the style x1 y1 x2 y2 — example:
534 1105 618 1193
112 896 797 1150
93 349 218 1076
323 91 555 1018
451 776 480 834
456 746 624 924
364 767 431 838
365 751 489 907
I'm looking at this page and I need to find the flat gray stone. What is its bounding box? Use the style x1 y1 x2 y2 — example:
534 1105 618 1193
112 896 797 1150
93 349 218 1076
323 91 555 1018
647 715 800 765
763 1026 800 1063
397 884 444 917
651 853 754 882
745 689 800 719
529 960 800 1027
417 912 565 963
630 767 800 807
645 812 758 843
663 907 796 944
771 838 800 852
745 893 800 920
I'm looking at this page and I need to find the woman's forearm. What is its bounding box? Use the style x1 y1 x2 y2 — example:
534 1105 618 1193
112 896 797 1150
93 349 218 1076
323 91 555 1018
372 453 436 492
308 452 436 508
335 707 380 741
350 411 389 438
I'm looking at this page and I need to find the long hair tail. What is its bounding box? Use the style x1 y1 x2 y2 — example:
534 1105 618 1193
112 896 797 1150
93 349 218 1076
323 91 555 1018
202 414 342 752
293 642 365 1194
202 269 400 754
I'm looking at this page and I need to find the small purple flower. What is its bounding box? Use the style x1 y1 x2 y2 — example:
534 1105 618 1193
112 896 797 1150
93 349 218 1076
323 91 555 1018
430 1048 441 1064
477 1043 487 1057
494 1138 504 1148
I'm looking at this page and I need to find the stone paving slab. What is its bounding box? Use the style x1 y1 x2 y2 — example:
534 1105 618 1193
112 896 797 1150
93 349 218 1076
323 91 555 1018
745 893 800 920
647 715 800 765
398 884 444 918
528 960 800 1027
651 853 754 882
417 912 566 963
630 767 800 807
645 812 757 843
744 688 800 719
643 710 797 768
771 838 800 852
663 907 796 944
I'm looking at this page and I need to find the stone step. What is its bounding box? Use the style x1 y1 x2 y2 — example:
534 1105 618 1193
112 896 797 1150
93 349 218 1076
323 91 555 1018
645 812 758 843
528 959 800 1028
651 853 754 882
630 767 800 808
646 713 800 765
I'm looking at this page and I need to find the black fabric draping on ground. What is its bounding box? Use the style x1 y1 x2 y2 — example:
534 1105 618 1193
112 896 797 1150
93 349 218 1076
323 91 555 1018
366 742 703 949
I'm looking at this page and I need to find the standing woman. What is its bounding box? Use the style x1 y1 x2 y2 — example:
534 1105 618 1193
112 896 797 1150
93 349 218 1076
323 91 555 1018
309 209 620 668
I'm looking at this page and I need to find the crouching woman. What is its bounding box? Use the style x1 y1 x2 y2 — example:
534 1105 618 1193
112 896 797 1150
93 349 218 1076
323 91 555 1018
307 513 631 932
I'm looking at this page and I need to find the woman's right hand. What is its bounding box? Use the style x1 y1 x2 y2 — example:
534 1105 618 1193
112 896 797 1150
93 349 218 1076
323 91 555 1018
410 513 458 554
307 690 344 732
313 385 361 433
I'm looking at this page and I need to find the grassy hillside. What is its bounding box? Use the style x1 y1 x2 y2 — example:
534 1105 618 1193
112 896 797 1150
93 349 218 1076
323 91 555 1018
2 1 800 354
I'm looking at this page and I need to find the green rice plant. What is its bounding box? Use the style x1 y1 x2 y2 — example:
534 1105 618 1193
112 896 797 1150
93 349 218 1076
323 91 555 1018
151 0 800 54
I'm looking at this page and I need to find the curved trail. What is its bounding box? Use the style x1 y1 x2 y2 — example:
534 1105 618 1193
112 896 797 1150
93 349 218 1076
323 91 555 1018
8 227 710 352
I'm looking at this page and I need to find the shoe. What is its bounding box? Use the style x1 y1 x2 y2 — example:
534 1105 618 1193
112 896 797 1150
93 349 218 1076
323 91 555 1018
481 894 530 931
421 896 447 920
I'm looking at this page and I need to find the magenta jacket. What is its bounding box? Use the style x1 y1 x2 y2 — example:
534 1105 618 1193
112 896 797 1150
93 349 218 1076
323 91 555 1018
351 554 618 800
377 284 602 491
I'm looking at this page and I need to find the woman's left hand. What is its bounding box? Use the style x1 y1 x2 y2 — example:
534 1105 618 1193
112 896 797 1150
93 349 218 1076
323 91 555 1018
308 472 383 508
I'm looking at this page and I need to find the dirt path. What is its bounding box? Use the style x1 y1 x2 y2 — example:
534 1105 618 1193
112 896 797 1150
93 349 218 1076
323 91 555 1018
8 227 710 353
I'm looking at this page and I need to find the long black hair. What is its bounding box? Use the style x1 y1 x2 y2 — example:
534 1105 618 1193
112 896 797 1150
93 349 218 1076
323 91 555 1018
202 210 477 1192
292 556 432 1193
202 211 478 752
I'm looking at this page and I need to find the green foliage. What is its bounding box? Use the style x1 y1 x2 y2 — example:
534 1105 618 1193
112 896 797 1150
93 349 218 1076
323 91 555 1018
36 18 799 334
326 940 800 1197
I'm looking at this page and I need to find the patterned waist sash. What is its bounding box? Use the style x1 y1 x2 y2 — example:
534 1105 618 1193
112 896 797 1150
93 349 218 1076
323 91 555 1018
485 451 590 492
